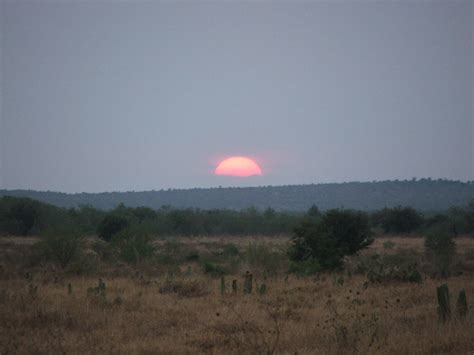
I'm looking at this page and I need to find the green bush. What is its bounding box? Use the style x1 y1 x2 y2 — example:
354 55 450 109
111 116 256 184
202 261 228 277
424 227 456 278
354 252 422 283
112 230 155 264
289 258 321 276
33 229 83 269
97 215 129 241
289 209 373 271
222 243 240 257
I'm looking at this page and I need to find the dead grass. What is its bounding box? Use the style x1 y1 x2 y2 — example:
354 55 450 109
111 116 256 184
1 235 474 354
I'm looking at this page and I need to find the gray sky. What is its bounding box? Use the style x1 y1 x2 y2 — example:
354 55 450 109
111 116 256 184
1 0 472 193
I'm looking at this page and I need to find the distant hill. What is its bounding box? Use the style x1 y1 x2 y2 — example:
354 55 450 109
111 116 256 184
1 180 473 211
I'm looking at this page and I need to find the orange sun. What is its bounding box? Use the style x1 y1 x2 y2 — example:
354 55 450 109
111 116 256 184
214 156 263 177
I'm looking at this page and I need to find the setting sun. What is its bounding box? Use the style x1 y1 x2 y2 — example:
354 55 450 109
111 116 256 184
214 156 263 177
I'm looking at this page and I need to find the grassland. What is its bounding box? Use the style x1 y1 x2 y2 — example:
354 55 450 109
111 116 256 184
1 235 473 354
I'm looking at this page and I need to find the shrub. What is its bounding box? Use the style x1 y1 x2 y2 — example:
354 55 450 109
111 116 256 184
159 279 209 298
33 229 83 269
97 215 129 241
424 227 456 278
185 251 200 261
202 261 228 277
112 230 155 264
354 252 422 283
288 258 321 276
289 209 373 271
222 243 240 257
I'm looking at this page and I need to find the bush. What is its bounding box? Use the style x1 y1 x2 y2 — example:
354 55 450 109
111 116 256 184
353 252 422 283
202 261 228 277
97 215 129 241
289 209 373 271
112 230 155 264
159 279 209 298
289 258 321 276
33 229 83 269
424 227 456 278
222 243 240 257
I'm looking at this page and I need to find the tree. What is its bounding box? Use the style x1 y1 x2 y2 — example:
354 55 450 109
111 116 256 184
373 206 423 234
4 197 41 235
289 209 373 271
307 204 320 218
97 214 129 241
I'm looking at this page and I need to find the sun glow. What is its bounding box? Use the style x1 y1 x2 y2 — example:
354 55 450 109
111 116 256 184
214 156 263 177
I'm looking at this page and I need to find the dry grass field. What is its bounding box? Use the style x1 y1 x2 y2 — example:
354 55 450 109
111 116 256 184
1 235 473 354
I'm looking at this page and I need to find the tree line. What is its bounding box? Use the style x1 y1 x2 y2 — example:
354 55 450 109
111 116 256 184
0 196 473 238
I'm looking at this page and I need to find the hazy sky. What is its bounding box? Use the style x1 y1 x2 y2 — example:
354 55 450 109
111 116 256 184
1 0 472 193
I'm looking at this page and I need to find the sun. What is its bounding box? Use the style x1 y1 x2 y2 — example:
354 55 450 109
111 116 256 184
214 156 263 177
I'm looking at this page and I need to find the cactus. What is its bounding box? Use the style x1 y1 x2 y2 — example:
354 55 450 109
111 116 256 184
437 284 451 323
456 289 468 319
67 283 72 295
243 272 253 294
220 276 226 296
232 280 237 294
259 283 267 295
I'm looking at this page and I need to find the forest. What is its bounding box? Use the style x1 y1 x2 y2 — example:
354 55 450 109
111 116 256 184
1 179 473 211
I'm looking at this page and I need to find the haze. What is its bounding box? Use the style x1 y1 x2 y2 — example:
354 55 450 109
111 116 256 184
0 0 472 193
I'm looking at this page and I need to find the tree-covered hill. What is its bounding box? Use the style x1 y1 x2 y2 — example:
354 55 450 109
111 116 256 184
1 179 473 211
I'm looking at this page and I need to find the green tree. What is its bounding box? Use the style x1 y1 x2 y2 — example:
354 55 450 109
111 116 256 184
373 206 423 234
97 214 129 241
289 209 373 271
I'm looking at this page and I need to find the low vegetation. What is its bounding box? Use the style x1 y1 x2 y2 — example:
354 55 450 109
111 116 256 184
1 234 473 353
0 196 473 353
1 196 473 238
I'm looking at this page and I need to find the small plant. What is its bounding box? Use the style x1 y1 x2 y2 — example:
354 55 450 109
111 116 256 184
232 279 238 294
383 241 395 250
